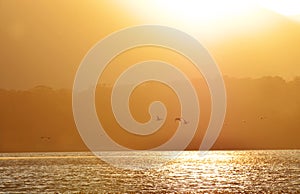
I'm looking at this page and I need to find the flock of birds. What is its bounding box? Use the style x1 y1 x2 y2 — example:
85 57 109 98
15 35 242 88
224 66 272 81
156 116 189 125
39 116 267 141
242 116 267 124
156 115 267 126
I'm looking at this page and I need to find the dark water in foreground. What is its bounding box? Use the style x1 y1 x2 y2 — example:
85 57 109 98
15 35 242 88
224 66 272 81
0 150 299 193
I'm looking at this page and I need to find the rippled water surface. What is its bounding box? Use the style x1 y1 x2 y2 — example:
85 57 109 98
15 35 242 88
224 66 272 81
0 150 299 193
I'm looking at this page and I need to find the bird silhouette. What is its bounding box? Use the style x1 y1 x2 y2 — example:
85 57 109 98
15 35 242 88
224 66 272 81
156 116 163 121
40 136 51 141
259 116 266 120
175 117 189 124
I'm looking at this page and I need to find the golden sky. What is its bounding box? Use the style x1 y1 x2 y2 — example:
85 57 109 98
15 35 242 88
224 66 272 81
0 0 300 89
1 1 300 151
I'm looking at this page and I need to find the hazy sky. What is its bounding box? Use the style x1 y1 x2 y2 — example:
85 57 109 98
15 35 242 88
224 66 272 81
1 0 300 89
1 1 300 151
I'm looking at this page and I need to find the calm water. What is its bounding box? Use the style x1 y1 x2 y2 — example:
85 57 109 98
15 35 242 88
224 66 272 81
0 150 299 193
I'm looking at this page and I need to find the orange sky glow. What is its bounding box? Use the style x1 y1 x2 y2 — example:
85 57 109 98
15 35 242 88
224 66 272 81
0 1 300 151
0 0 300 89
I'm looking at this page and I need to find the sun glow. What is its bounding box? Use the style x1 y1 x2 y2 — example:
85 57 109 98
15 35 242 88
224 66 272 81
117 0 260 40
121 0 256 25
116 0 300 42
151 0 254 23
258 0 300 16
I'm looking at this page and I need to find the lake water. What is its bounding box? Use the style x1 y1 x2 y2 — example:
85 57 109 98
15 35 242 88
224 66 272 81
0 150 299 193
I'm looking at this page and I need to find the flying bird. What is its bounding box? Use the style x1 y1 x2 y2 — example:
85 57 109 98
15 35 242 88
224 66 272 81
40 136 51 141
156 116 163 121
175 117 189 124
259 116 266 120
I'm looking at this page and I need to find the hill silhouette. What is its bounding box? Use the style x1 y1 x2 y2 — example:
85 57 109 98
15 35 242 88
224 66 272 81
0 76 299 152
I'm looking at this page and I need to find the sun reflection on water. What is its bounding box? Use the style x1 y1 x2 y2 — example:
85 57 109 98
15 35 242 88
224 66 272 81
0 150 299 193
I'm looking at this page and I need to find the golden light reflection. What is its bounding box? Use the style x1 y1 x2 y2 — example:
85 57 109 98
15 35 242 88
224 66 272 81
178 151 233 161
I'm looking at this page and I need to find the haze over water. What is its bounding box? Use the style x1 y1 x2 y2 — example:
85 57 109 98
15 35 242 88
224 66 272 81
1 1 300 193
1 150 299 193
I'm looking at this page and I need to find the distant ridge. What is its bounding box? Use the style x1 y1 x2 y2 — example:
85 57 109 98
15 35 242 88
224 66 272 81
0 76 300 152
